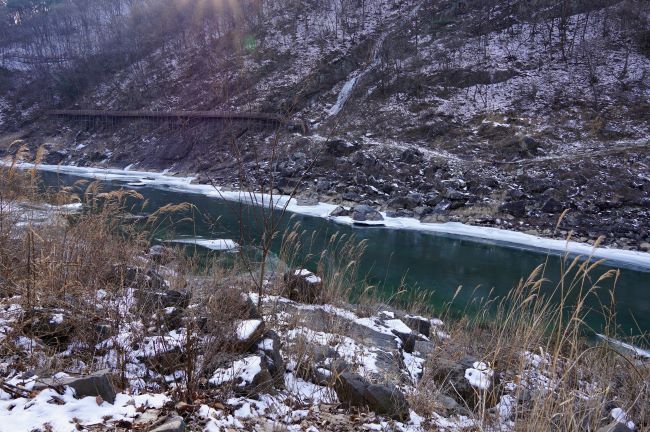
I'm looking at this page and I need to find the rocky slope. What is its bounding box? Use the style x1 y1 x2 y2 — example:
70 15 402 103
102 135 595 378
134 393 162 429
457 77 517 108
0 0 649 249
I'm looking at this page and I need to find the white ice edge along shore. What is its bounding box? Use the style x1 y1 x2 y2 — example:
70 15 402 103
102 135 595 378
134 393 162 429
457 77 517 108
11 161 650 270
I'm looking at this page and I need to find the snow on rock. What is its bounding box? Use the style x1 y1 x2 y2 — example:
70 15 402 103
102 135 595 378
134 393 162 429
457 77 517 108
292 269 322 284
209 355 263 387
284 373 337 404
383 318 413 335
305 274 322 284
235 319 263 341
286 326 380 377
464 361 494 390
611 407 636 430
495 394 516 420
49 313 65 325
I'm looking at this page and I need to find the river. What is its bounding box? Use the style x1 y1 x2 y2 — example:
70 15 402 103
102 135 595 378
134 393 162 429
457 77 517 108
38 168 650 339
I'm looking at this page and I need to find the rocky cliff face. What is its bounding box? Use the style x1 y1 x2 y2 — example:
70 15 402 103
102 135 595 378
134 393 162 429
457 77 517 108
0 0 649 249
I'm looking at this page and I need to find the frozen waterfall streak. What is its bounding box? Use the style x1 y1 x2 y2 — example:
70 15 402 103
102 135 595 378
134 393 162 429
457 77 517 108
327 0 426 117
327 30 389 116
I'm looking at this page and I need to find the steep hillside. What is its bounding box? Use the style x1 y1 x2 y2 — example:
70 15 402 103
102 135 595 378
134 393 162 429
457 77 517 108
1 0 649 249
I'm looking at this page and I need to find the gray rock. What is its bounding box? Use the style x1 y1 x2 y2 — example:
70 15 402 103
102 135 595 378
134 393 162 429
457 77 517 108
391 329 416 354
112 265 168 291
541 197 564 213
387 193 422 210
136 288 190 313
234 319 265 353
444 189 469 201
334 372 368 408
500 200 527 217
54 370 116 404
363 384 410 421
342 191 362 202
429 356 499 408
507 188 526 199
45 150 68 165
424 193 442 206
297 194 319 206
399 148 423 164
596 422 634 432
414 206 433 218
149 415 186 432
434 393 471 417
334 372 410 420
404 315 431 337
433 199 452 213
330 205 350 217
283 269 323 303
352 204 384 222
414 340 435 356
149 245 173 265
257 330 285 388
327 139 360 157
386 209 414 218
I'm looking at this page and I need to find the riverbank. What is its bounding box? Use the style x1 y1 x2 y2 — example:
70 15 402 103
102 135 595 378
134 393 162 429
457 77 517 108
0 184 650 432
10 161 650 270
0 186 648 431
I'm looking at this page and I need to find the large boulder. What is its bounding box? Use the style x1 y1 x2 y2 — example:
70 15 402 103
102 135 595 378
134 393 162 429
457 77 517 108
334 372 410 421
351 204 384 222
283 269 323 303
44 370 117 404
333 371 368 408
363 383 410 421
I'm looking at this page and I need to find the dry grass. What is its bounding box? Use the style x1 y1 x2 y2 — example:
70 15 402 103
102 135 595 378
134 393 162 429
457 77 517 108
413 250 650 431
1 150 648 430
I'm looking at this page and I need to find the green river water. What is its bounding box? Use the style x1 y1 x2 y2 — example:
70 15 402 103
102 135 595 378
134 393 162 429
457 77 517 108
40 170 650 340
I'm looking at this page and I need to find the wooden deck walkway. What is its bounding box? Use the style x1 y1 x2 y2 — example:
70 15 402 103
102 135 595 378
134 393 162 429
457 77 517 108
48 110 308 133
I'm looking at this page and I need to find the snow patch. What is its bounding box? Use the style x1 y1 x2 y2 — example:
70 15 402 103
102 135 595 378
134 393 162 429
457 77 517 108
464 361 494 390
209 355 262 387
